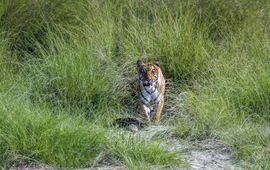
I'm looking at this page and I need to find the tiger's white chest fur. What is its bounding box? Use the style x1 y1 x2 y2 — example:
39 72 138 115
139 82 160 106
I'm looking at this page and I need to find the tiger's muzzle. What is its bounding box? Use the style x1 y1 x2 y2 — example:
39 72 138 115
143 80 153 86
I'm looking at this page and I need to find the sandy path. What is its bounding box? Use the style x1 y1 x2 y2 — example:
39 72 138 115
138 125 242 170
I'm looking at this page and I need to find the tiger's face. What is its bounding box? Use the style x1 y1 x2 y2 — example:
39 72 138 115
137 60 160 86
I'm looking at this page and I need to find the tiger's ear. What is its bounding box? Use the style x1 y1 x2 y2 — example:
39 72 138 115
154 60 160 67
137 60 142 68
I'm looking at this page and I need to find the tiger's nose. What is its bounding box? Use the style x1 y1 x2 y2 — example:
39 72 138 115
144 80 153 86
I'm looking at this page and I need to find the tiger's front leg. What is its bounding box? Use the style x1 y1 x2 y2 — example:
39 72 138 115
140 104 151 122
153 96 164 123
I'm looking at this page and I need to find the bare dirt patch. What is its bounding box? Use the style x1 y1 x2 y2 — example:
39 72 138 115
138 125 242 170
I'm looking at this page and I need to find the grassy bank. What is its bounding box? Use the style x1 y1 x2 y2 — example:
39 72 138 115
0 0 269 169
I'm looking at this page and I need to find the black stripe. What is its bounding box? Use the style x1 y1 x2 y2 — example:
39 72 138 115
141 100 148 105
141 93 149 104
144 86 154 94
140 99 148 105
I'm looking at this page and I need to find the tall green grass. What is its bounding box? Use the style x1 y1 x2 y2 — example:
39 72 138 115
0 79 179 169
0 90 106 168
174 3 270 168
25 34 115 114
0 0 269 169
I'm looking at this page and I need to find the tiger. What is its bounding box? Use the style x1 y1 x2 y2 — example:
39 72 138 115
136 60 165 123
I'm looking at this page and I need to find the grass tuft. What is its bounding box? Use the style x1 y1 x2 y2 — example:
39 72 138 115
106 132 182 169
0 94 105 168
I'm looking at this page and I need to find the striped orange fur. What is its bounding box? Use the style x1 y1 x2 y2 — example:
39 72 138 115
136 60 165 123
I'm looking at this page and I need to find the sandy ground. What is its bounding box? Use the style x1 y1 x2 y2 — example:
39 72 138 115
138 125 242 170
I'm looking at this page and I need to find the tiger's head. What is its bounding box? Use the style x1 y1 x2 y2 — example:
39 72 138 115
136 60 160 86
